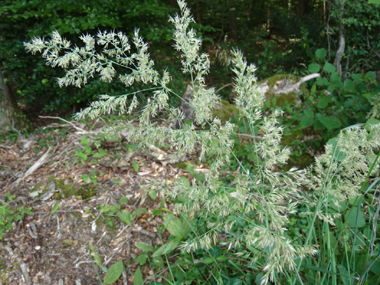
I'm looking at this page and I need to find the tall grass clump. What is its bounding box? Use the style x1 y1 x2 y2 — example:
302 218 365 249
25 0 380 284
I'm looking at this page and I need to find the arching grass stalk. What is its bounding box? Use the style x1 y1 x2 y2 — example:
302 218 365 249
293 123 380 285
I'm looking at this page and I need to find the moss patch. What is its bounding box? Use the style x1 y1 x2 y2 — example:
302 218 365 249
212 100 239 123
281 130 305 146
49 175 97 201
283 153 314 171
176 162 188 169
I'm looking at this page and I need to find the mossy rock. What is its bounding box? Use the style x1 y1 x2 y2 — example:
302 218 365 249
280 130 315 170
258 74 308 107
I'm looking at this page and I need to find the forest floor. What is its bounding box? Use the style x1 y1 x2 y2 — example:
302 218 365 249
0 114 205 285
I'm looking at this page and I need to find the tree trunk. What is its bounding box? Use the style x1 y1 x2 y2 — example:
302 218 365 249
333 0 345 77
0 65 31 134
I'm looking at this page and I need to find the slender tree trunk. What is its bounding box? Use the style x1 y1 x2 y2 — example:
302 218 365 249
333 0 345 77
0 65 31 134
195 0 202 24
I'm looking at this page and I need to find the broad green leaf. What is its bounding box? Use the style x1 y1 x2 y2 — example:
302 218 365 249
310 83 317 96
300 110 314 127
119 196 129 204
163 214 190 239
149 190 157 200
337 265 352 285
300 116 314 127
204 257 214 264
216 255 228 262
194 173 205 183
226 278 243 285
324 62 336 73
152 237 181 257
330 71 342 82
364 118 380 131
308 63 320 73
92 148 108 158
135 242 155 252
89 241 95 252
318 116 342 131
178 176 190 187
80 134 90 145
134 252 148 265
317 96 332 108
118 210 132 225
50 201 60 215
345 207 366 228
94 252 102 267
132 161 139 172
103 261 123 284
369 0 380 3
369 260 380 275
330 80 344 89
351 73 361 81
82 174 89 182
304 109 314 117
316 76 329 86
326 137 347 161
133 266 143 285
344 79 354 90
315 48 327 59
152 255 165 269
186 163 195 175
365 71 376 79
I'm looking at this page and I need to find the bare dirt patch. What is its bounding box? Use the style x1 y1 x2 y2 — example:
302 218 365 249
0 116 202 285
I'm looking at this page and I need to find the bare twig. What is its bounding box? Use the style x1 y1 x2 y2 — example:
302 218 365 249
39 116 86 132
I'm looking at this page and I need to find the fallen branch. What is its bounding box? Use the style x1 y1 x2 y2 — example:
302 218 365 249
39 116 86 132
14 147 51 185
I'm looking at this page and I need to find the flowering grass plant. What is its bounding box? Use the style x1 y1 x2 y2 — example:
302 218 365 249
25 0 380 284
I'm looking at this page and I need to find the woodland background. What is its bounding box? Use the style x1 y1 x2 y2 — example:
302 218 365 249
1 0 380 131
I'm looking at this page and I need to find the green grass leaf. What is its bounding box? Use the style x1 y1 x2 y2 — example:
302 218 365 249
51 201 60 214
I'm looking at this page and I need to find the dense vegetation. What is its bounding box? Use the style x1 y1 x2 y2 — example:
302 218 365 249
1 0 380 284
1 0 380 113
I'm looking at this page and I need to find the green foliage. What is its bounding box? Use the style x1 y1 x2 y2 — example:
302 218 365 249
0 131 19 143
73 134 111 165
81 170 103 186
98 198 145 228
0 193 33 239
269 48 380 157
